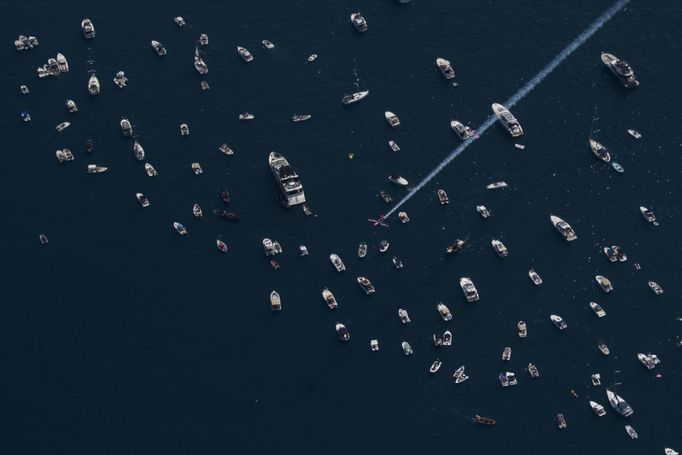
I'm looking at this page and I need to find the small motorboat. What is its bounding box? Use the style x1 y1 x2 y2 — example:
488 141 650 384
56 53 69 72
379 190 393 203
145 163 157 177
598 343 610 356
357 242 367 258
502 347 512 361
239 113 255 121
39 234 49 245
133 141 145 161
216 239 228 253
639 206 658 225
625 425 638 440
270 259 280 270
474 415 494 425
357 276 375 295
450 119 475 139
550 314 568 330
55 149 74 163
151 40 167 56
398 309 411 324
270 290 282 311
262 40 275 49
201 81 210 90
528 269 542 285
392 257 404 269
446 239 465 255
302 204 312 216
491 239 508 257
442 330 452 346
350 11 368 32
330 254 346 272
388 140 400 152
591 374 602 386
199 34 209 45
219 188 231 203
120 118 133 136
648 280 663 295
556 414 567 429
21 111 31 122
603 245 627 262
66 99 78 113
589 138 611 163
341 90 369 105
384 111 400 127
595 275 613 293
87 164 108 174
590 301 606 318
436 58 455 79
388 174 408 187
307 54 318 62
429 359 442 374
192 204 203 219
191 162 202 175
437 302 452 321
453 366 469 384
218 144 234 156
237 46 254 62
174 16 185 27
136 193 150 208
398 212 409 224
55 121 71 133
322 288 338 309
299 245 309 256
627 129 642 139
437 189 449 205
336 323 350 341
85 139 94 153
517 321 527 338
87 71 100 95
20 85 29 95
528 363 539 378
612 162 624 173
173 222 187 236
292 114 312 122
378 240 389 253
194 47 208 74
486 181 508 190
180 123 190 136
401 341 413 356
476 205 491 218
498 371 518 387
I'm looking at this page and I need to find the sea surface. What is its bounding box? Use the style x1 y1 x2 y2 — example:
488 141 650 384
2 0 681 453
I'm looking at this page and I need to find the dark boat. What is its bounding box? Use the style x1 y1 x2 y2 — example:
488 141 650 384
601 52 639 88
446 239 465 255
85 139 94 153
474 415 496 426
213 209 239 223
379 190 393 203
219 188 231 203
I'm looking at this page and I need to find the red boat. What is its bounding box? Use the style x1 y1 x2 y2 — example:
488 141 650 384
216 239 228 253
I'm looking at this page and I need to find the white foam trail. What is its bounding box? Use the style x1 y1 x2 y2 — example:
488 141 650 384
385 0 630 218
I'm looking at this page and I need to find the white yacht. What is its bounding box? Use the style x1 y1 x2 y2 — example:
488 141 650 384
237 46 254 62
145 163 157 177
550 215 577 241
322 288 338 309
436 58 455 79
88 72 100 95
590 301 606 317
341 90 369 105
330 254 346 272
595 275 613 293
460 277 479 302
81 18 95 39
590 401 607 416
385 111 400 127
388 174 408 186
492 103 523 137
151 40 167 56
437 302 452 321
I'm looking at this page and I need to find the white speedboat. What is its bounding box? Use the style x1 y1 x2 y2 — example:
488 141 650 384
133 141 145 161
429 359 442 374
86 164 107 174
589 401 606 416
270 290 282 311
596 275 613 293
322 288 338 309
120 118 133 136
81 18 95 39
239 113 255 121
637 352 661 370
336 323 350 341
401 341 413 356
180 123 189 136
66 99 78 113
442 330 452 346
218 144 234 155
460 277 479 302
388 140 400 152
341 90 369 105
476 205 490 218
191 162 202 175
486 181 507 190
528 269 542 285
527 363 539 378
627 129 642 139
625 425 638 439
145 163 157 177
193 204 202 219
492 103 523 137
491 239 508 257
136 192 150 208
398 308 410 324
450 119 475 139
237 46 254 62
648 280 663 295
437 302 452 321
199 34 209 45
194 47 208 74
292 114 312 122
55 149 74 163
262 40 275 49
517 321 527 338
350 12 368 32
436 58 455 79
639 206 658 225
56 121 71 133
173 222 187 236
437 189 449 205
384 111 400 127
502 347 511 361
398 212 409 223
357 276 375 294
88 72 100 95
590 301 606 318
151 40 167 56
589 138 611 163
388 174 408 186
174 16 185 27
56 53 69 72
307 54 318 62
550 314 567 330
453 366 469 384
330 253 346 272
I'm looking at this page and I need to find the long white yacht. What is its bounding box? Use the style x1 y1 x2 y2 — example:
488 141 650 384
459 277 479 302
492 103 523 137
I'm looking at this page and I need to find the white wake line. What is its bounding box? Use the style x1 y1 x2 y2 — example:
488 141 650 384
384 0 630 218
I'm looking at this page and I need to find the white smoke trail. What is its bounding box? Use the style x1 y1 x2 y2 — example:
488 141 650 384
384 0 630 218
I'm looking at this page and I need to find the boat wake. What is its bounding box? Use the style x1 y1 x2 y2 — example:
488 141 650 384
383 0 630 219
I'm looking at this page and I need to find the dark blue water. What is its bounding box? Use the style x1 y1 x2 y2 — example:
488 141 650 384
3 0 681 453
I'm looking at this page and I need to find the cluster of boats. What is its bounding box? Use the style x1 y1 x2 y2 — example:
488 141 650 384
14 34 39 51
37 53 69 78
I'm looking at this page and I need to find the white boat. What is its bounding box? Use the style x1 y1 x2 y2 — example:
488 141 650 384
322 288 338 309
550 314 567 330
491 239 508 257
133 141 145 161
639 206 658 225
56 121 71 133
450 119 475 139
384 111 400 127
307 54 318 62
87 164 107 173
370 339 379 351
270 290 281 311
502 347 512 361
637 352 660 370
239 113 255 121
81 18 95 39
453 366 469 384
486 181 507 190
199 34 209 45
292 114 312 122
341 90 369 105
442 330 452 346
589 301 606 317
173 222 187 236
120 118 133 136
180 123 190 136
398 308 410 323
429 359 442 374
330 254 346 272
589 138 611 163
388 140 400 152
88 72 100 95
627 129 642 139
398 211 410 224
350 12 368 32
528 269 542 285
437 302 452 321
401 341 413 356
665 449 679 455
218 144 234 155
550 215 578 241
436 58 455 79
517 321 527 338
299 245 309 256
56 53 69 72
498 372 517 387
598 343 610 356
476 205 490 218
191 162 202 175
194 47 208 74
66 99 78 113
216 239 228 253
145 163 157 177
262 40 275 49
595 275 613 293
151 40 167 56
392 256 404 269
438 189 449 205
648 280 663 295
388 174 408 186
336 323 350 341
193 204 202 219
136 192 150 208
459 277 479 302
591 373 601 386
237 46 254 62
357 276 375 294
589 401 607 416
625 425 638 439
527 363 539 378
55 149 74 163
